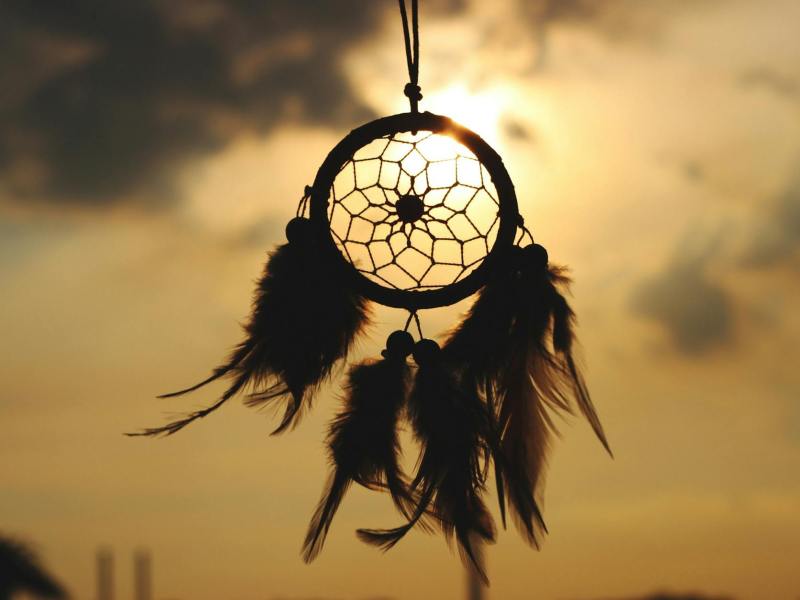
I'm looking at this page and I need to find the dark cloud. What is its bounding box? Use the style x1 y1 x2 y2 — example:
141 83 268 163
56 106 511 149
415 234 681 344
520 0 598 69
522 0 598 28
521 0 717 35
520 0 717 69
682 160 705 183
631 242 734 355
741 175 800 268
502 117 535 142
0 1 463 207
740 67 799 99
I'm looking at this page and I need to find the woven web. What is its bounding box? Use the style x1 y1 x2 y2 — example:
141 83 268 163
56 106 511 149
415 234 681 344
328 130 501 292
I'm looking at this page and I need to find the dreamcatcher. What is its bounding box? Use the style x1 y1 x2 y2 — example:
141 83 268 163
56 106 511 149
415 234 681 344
131 0 611 584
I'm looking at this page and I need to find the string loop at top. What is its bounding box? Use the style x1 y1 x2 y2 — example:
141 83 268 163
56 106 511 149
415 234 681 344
398 0 422 113
296 185 312 217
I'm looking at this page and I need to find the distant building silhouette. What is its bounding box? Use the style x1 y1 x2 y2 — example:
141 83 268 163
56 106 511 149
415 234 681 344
467 569 483 600
96 548 113 600
134 549 152 600
465 535 484 600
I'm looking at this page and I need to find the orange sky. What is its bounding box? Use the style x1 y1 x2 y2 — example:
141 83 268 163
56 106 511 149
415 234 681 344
1 1 799 599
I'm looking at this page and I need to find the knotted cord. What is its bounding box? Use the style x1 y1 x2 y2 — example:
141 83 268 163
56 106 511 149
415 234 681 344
403 310 424 339
399 0 422 112
296 185 312 217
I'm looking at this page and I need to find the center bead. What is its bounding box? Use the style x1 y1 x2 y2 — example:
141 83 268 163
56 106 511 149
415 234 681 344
395 194 425 223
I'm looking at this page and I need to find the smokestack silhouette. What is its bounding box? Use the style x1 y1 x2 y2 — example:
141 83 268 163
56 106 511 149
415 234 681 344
96 548 113 600
466 567 484 600
465 535 484 600
134 549 152 600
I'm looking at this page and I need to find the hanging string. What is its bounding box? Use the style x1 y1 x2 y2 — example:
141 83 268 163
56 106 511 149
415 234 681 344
398 0 422 113
403 310 424 340
296 185 312 217
515 220 535 246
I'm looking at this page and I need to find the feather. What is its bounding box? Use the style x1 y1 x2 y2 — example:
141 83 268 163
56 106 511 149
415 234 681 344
442 266 517 382
0 536 67 599
493 351 550 547
355 485 435 552
358 339 496 584
128 218 370 437
302 331 414 562
515 261 611 453
549 279 611 453
442 265 518 526
496 249 611 543
441 244 611 549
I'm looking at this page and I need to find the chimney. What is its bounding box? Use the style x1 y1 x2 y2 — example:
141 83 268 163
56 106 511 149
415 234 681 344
467 569 484 600
96 548 113 600
465 536 484 600
134 549 152 600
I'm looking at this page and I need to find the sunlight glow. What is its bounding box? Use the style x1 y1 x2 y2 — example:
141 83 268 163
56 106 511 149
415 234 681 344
424 84 508 146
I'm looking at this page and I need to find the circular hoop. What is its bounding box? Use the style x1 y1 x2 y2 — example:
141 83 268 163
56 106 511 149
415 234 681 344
310 112 519 310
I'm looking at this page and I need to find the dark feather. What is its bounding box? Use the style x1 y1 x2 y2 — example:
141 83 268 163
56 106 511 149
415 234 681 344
442 266 517 380
442 267 518 526
358 341 495 583
494 351 550 547
356 485 435 551
129 236 369 437
302 351 411 562
0 536 67 599
549 282 611 453
494 262 611 543
301 471 351 563
515 265 610 452
440 248 610 550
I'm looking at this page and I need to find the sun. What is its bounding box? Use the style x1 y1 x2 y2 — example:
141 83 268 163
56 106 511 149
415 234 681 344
423 84 507 147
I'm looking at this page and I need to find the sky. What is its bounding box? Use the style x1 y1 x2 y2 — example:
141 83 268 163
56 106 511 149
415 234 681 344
1 0 799 599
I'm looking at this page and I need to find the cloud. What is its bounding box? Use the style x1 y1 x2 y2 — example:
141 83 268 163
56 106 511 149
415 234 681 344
741 174 800 268
681 161 706 183
739 67 799 99
522 0 598 27
0 1 463 207
630 239 734 355
502 116 536 142
519 0 719 69
521 0 717 35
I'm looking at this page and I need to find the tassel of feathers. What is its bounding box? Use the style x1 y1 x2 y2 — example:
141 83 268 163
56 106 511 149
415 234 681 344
358 339 496 584
129 213 607 585
128 216 370 437
301 330 415 562
443 243 611 548
507 244 611 452
441 261 518 528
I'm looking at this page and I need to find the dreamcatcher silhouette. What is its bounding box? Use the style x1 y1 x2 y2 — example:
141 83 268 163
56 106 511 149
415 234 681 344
131 0 610 584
